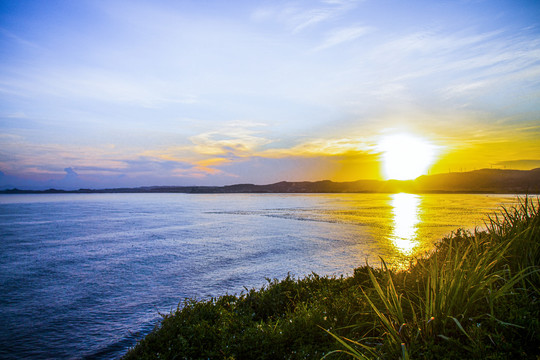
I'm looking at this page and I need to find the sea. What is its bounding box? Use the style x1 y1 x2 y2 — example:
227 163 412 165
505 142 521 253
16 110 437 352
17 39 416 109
0 193 521 359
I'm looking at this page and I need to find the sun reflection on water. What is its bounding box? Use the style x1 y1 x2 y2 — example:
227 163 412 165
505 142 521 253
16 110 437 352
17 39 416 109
390 193 421 255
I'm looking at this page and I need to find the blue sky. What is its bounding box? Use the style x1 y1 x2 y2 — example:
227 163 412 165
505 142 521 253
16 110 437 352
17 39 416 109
1 0 539 189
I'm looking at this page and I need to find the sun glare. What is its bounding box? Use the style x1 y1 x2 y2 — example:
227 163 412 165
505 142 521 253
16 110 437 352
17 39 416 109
378 133 438 180
390 193 420 255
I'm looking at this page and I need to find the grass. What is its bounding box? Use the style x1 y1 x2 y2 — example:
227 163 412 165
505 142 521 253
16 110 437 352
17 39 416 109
123 197 540 359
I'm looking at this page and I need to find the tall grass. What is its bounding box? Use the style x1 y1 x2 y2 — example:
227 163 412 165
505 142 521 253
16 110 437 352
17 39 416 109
329 197 540 359
123 197 540 360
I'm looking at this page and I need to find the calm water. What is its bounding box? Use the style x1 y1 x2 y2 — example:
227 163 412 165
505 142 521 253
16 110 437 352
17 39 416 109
0 193 520 359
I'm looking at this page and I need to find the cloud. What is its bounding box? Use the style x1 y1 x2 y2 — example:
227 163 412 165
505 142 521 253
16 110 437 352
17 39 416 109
251 0 361 33
380 28 540 86
122 156 195 174
63 167 78 179
291 8 337 33
125 133 383 184
313 25 372 51
0 27 40 49
263 137 376 158
189 122 272 158
0 140 127 176
441 81 489 99
2 66 199 108
3 112 28 119
212 151 381 184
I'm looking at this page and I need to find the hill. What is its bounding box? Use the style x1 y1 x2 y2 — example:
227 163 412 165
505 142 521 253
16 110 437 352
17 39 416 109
2 168 540 194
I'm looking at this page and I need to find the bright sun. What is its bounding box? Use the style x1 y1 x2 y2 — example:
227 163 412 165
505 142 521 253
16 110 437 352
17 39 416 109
378 133 438 180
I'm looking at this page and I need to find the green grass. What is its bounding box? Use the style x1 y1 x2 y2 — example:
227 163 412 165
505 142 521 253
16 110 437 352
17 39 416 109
123 197 540 359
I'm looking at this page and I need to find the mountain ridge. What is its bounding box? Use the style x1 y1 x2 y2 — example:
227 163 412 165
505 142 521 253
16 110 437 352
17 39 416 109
2 168 540 194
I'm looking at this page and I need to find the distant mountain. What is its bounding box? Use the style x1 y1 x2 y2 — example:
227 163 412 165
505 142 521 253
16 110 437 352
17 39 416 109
2 168 540 194
414 168 540 193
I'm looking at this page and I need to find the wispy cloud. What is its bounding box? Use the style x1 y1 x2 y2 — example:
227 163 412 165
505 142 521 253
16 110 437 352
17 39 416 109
352 26 540 112
1 66 199 108
313 25 372 51
0 27 40 49
189 122 272 158
0 140 126 176
440 80 490 99
3 111 28 119
387 28 539 80
251 0 361 33
264 137 375 157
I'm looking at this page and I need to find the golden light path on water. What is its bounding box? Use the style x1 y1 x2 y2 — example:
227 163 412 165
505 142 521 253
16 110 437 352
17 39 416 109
389 193 421 255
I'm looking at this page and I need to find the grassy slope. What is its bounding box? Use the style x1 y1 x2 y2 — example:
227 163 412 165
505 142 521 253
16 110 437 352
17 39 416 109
123 198 540 360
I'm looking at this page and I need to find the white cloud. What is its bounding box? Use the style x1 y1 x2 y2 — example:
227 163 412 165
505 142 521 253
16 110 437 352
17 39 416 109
1 66 199 108
3 111 28 119
314 25 372 51
441 80 489 97
251 0 361 33
0 27 41 49
189 122 273 157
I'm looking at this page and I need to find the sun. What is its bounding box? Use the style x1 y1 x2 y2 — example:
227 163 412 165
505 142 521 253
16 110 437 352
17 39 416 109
378 133 438 180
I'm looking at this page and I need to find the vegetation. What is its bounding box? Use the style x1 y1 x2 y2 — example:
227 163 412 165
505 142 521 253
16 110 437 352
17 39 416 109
123 197 540 359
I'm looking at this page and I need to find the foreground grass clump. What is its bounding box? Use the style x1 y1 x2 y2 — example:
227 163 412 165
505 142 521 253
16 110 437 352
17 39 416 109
123 198 540 360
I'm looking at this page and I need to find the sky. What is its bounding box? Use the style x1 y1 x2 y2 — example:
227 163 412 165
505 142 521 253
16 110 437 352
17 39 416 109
1 0 539 189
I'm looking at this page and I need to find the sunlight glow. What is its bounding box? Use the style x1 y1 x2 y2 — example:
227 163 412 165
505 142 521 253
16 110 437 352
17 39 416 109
379 133 438 180
390 193 421 255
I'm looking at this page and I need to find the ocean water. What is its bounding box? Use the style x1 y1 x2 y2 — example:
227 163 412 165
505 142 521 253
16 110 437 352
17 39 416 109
0 193 520 359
